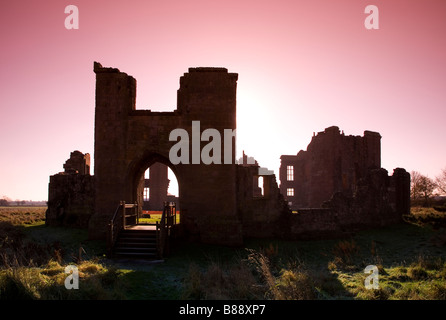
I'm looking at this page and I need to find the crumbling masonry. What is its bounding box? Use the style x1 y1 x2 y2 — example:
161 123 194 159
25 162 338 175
47 63 410 246
279 126 410 238
280 126 382 210
47 151 94 227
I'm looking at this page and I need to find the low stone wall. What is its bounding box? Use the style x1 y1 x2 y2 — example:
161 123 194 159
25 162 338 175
276 168 410 240
280 209 345 239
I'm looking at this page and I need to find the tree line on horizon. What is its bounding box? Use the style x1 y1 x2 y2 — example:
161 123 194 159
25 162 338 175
410 167 446 207
0 198 46 207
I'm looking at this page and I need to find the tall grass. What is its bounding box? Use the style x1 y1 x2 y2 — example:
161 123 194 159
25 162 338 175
0 207 125 300
0 259 126 300
181 236 446 300
1 205 446 300
0 221 61 267
182 248 317 300
331 239 359 266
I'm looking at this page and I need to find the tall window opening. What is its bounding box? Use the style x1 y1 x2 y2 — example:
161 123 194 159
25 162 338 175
143 187 149 201
253 176 264 197
287 165 294 181
258 176 264 196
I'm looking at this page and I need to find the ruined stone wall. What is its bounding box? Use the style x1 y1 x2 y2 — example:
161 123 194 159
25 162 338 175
235 161 410 241
280 126 381 209
144 162 170 211
63 150 90 175
277 126 410 239
46 151 94 228
236 164 290 238
279 168 411 239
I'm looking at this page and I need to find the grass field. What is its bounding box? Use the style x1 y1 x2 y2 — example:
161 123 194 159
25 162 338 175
139 211 180 225
0 206 445 300
0 206 46 225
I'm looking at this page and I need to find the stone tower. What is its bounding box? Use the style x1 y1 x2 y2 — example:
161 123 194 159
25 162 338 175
88 63 242 245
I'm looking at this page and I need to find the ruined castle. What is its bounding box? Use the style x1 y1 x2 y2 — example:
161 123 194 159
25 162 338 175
278 126 410 238
280 126 382 210
46 63 410 249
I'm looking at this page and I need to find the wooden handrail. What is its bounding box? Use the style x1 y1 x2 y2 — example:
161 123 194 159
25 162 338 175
107 201 124 255
156 202 176 258
111 201 123 223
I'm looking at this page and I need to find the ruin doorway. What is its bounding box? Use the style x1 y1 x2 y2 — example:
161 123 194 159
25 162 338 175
127 152 182 227
140 162 180 223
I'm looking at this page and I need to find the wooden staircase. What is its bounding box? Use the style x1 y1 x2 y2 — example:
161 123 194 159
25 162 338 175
112 228 158 259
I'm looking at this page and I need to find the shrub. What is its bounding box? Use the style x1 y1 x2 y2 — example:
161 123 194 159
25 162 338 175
312 270 346 298
434 206 446 213
0 221 61 268
273 268 315 300
182 263 203 299
393 284 423 300
356 286 391 300
246 249 276 291
246 249 316 300
0 268 41 300
332 239 359 265
407 266 428 280
429 282 446 300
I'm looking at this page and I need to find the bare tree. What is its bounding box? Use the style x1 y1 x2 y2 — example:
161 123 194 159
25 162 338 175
411 171 437 206
436 167 446 195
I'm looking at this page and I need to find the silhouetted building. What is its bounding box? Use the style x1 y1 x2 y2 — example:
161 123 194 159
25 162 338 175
280 126 381 209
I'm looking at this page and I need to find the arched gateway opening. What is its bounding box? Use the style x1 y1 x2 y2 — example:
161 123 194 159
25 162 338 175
127 153 181 222
88 62 243 247
141 163 179 213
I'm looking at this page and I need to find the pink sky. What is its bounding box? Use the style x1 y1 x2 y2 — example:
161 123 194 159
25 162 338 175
1 0 445 201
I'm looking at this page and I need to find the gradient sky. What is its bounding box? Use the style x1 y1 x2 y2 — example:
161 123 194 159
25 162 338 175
1 0 445 201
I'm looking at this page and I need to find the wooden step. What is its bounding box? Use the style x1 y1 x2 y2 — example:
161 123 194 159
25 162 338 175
112 228 158 259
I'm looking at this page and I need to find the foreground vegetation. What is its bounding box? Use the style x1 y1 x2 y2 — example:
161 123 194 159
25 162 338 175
0 206 445 300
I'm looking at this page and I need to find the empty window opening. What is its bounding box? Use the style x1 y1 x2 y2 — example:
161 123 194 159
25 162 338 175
252 176 264 197
258 176 264 196
167 168 178 197
287 188 294 197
